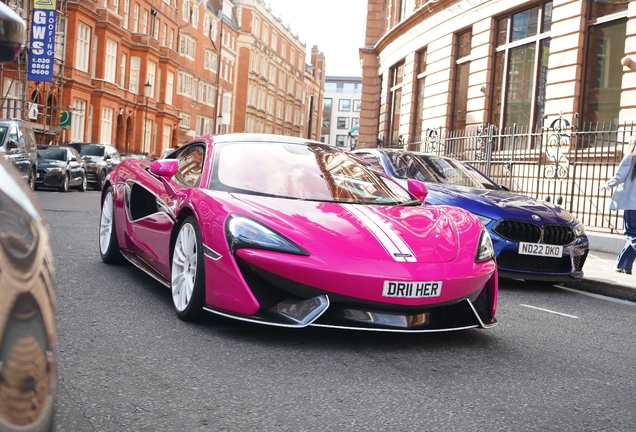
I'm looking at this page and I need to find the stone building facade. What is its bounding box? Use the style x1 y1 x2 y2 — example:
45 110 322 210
359 0 635 148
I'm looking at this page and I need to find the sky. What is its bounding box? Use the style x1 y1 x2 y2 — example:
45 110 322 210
263 0 368 77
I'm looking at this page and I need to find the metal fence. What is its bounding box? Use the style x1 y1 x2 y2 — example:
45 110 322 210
397 115 634 234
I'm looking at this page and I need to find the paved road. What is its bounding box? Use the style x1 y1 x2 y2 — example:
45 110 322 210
37 190 636 431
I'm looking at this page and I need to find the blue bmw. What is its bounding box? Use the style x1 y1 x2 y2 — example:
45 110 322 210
352 148 589 283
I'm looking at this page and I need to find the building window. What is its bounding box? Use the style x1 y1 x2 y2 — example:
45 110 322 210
339 99 351 111
353 100 361 112
323 98 332 110
451 30 471 132
491 2 553 132
147 60 156 98
162 124 171 155
119 53 127 87
177 72 195 98
71 98 86 142
129 56 140 93
123 0 129 30
591 0 627 20
191 4 199 28
105 38 117 83
389 63 404 144
581 17 626 128
100 106 113 145
133 3 139 33
180 35 196 60
166 70 174 105
322 116 330 129
204 50 218 72
76 22 90 72
181 113 191 129
55 17 66 62
337 117 348 129
336 135 346 147
413 49 427 141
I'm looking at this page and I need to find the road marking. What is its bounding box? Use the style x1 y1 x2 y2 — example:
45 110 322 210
556 286 636 307
520 304 579 319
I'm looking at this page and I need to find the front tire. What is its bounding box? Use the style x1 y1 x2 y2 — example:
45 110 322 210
95 171 106 191
58 173 69 192
77 173 87 192
171 216 205 321
28 168 36 190
99 188 123 264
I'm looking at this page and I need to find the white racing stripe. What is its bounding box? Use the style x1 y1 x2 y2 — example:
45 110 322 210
520 304 579 319
343 204 416 262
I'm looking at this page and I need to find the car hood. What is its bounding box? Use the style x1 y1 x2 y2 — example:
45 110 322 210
81 155 104 164
425 183 576 224
37 158 66 168
230 193 462 263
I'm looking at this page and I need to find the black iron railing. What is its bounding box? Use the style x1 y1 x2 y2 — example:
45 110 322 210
396 115 634 234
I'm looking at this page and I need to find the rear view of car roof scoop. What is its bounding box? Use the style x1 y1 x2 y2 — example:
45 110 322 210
150 159 179 197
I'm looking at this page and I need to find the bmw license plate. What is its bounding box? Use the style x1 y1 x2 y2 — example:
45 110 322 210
518 242 563 258
382 281 442 298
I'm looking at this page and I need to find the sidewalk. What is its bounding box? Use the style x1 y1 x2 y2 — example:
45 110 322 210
560 233 636 302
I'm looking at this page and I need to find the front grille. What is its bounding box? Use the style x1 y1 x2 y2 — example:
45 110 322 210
493 220 541 242
543 225 576 245
493 220 575 245
497 251 573 273
86 171 97 182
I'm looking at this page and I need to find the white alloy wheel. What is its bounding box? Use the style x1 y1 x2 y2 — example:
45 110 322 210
172 222 198 312
99 191 114 256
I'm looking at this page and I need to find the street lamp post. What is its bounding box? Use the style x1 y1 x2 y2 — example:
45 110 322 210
143 81 152 155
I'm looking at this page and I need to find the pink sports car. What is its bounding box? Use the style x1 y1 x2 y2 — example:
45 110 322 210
99 134 498 332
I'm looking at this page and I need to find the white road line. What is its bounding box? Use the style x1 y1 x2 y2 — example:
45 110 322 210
519 304 579 319
556 285 636 307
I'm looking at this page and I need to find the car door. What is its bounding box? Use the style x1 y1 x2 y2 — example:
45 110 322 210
67 148 83 185
125 143 207 279
4 125 28 178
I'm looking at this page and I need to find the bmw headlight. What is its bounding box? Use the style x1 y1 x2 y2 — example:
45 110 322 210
573 222 585 237
475 229 495 263
473 213 493 226
226 215 309 255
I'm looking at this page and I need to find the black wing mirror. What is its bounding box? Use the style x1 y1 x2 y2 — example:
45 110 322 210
6 139 18 150
0 3 26 63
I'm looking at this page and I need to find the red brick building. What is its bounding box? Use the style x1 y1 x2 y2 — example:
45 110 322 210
0 0 325 156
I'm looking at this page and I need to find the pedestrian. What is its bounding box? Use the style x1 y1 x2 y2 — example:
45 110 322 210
601 136 636 275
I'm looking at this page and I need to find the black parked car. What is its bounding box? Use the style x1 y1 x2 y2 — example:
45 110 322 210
36 145 87 192
0 118 38 189
68 143 121 190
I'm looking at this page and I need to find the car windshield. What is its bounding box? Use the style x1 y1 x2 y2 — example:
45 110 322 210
72 144 105 157
391 153 500 190
37 147 66 161
210 141 417 205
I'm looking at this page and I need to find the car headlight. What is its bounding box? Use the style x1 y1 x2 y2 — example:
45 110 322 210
573 222 585 237
472 213 493 226
226 215 309 255
48 167 62 173
475 229 495 263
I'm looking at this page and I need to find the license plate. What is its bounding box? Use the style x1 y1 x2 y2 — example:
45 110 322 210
518 242 563 257
382 281 442 298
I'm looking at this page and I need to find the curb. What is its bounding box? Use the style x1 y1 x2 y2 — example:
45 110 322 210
561 279 636 303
